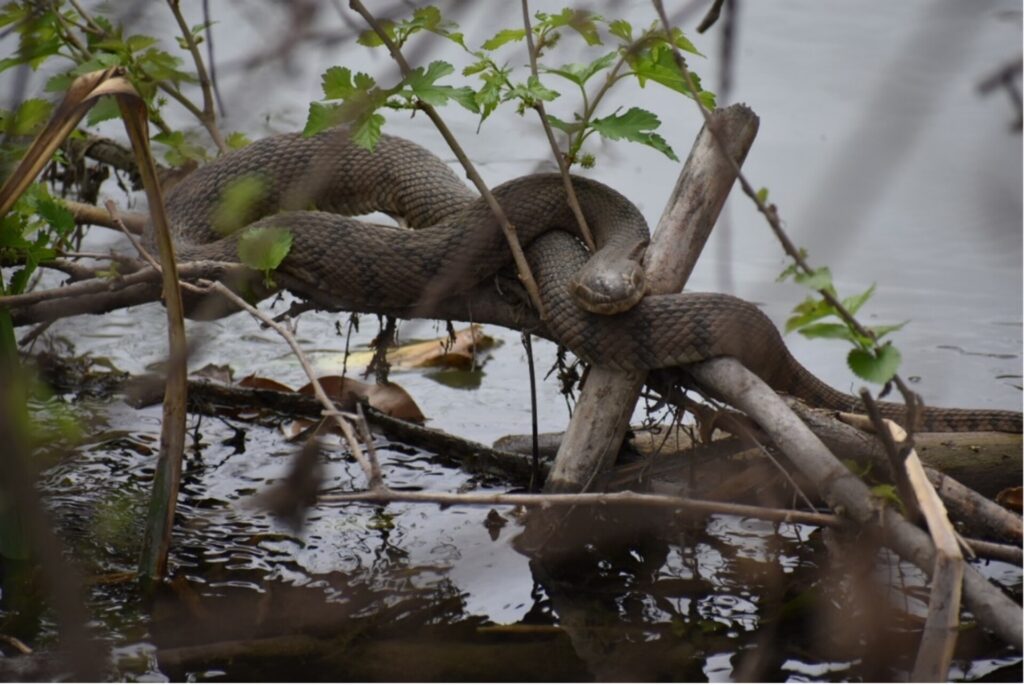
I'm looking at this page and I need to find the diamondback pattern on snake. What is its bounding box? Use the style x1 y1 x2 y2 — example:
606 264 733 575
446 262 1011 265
147 127 1022 433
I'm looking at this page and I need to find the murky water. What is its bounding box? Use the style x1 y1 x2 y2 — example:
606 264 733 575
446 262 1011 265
2 0 1021 680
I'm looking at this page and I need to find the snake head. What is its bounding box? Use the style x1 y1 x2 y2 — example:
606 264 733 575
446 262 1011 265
569 245 648 315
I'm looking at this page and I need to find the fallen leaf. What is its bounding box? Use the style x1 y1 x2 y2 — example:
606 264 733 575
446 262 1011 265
334 324 498 371
297 375 425 422
995 486 1022 513
239 375 295 393
191 363 234 384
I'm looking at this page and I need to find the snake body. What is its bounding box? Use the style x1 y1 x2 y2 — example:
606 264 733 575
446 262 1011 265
151 128 1023 433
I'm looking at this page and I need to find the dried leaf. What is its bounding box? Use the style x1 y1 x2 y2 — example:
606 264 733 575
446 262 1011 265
995 486 1022 513
338 324 497 371
297 375 425 422
238 374 295 393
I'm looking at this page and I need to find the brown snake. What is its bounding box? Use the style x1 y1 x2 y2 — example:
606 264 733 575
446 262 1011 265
150 128 1022 433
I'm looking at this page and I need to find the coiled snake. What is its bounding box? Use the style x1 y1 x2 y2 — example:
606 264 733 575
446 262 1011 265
149 128 1022 433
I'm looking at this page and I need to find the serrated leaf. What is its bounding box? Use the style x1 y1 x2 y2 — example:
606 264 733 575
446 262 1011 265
609 19 632 42
784 297 834 333
842 283 875 315
85 95 120 127
238 225 292 273
795 322 858 343
400 60 477 110
481 28 526 50
506 75 559 106
44 71 74 93
793 266 833 291
351 112 385 151
303 101 345 137
543 51 617 87
848 344 902 384
538 8 602 46
321 66 374 100
36 196 74 236
590 107 679 161
6 98 52 136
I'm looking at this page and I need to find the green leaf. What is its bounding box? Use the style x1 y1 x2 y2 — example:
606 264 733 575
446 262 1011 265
36 196 74 237
793 266 833 291
543 51 617 87
44 71 74 93
481 28 526 50
869 321 908 340
545 113 580 134
151 130 208 167
609 19 632 43
5 98 52 136
302 101 345 138
756 187 769 204
629 43 714 107
399 61 476 111
357 19 395 47
506 75 559 106
351 112 385 151
848 344 902 384
590 107 678 161
86 95 121 127
796 322 858 343
225 131 251 150
870 483 903 511
213 175 268 236
842 283 875 315
784 296 834 333
669 27 703 56
537 8 602 46
238 225 292 273
321 66 375 100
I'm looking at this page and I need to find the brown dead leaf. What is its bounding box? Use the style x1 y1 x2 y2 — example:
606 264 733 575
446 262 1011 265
995 486 1022 513
297 375 425 422
239 375 296 393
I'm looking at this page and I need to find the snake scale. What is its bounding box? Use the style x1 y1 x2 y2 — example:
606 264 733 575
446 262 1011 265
149 128 1022 433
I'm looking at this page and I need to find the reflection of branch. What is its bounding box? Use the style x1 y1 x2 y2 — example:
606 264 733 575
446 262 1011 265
347 0 548 319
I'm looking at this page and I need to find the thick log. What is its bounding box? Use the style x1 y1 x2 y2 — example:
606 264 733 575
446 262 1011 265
542 104 760 493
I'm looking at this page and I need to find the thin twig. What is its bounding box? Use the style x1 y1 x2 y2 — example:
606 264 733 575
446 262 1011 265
166 0 228 153
520 0 595 251
321 487 842 528
198 280 378 485
347 0 547 319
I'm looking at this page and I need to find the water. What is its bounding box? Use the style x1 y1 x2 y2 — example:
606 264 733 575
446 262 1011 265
2 0 1021 680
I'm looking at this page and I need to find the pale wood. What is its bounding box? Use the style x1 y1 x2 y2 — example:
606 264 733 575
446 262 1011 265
543 104 760 493
689 356 1022 650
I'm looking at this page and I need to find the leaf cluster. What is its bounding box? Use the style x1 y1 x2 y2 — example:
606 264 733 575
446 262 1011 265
304 5 717 166
0 183 74 296
779 251 907 384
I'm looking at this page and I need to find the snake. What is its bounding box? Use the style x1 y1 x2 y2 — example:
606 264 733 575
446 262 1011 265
148 127 1023 433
